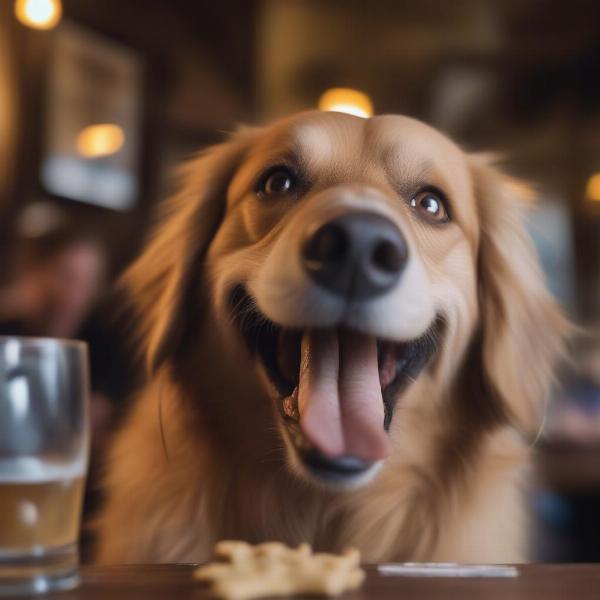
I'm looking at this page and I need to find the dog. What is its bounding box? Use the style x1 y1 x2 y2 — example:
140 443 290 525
96 111 567 564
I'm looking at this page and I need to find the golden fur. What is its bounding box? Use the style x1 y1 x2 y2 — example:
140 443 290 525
96 112 567 564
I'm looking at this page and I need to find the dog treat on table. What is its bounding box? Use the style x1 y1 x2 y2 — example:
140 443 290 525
193 540 365 600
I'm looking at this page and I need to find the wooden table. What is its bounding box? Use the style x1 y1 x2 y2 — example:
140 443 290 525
52 564 600 599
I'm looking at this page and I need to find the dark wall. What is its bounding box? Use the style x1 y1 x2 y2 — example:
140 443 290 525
0 1 20 271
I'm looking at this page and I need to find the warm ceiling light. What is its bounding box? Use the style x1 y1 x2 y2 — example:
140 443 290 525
14 0 62 30
586 173 600 202
76 124 125 159
318 88 374 118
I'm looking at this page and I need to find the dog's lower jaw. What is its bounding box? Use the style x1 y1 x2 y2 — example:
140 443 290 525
183 352 386 491
278 420 385 489
97 366 529 566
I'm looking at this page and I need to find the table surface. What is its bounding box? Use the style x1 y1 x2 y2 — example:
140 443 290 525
50 564 600 600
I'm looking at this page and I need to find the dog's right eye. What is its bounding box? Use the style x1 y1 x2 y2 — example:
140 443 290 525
257 167 295 198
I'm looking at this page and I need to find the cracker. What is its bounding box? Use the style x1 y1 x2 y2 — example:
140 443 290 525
193 541 365 600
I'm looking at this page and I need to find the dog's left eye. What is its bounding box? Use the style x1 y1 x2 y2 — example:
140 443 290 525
258 167 295 197
410 190 449 224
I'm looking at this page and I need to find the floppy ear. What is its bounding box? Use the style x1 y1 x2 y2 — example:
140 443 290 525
123 128 261 373
469 156 569 433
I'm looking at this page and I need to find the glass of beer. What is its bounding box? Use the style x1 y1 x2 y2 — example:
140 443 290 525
0 337 89 595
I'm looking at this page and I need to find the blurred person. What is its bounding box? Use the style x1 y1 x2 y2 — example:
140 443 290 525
0 223 138 424
0 227 107 338
0 225 117 452
0 225 124 450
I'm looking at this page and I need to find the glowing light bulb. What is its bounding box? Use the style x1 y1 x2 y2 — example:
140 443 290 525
76 124 125 159
318 88 374 118
14 0 62 30
586 173 600 202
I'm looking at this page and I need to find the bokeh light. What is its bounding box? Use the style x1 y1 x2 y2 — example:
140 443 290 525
76 124 125 159
586 174 600 202
14 0 62 30
318 88 373 118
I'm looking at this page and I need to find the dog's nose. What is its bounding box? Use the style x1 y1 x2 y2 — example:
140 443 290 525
301 212 408 300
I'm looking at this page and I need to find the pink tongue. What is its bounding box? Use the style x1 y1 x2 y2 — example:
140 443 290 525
298 329 391 462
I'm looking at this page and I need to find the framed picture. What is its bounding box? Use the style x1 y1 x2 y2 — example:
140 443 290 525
41 21 143 210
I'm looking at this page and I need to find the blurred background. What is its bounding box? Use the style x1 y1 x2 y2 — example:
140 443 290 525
1 0 600 562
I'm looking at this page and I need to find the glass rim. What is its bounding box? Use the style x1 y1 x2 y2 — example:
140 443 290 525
0 335 88 351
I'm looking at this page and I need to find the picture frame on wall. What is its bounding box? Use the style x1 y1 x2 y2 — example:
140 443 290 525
41 21 143 211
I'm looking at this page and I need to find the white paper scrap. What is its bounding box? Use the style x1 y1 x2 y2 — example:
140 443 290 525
378 563 519 578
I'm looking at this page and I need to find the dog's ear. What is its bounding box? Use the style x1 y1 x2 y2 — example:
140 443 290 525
469 156 569 433
123 128 261 373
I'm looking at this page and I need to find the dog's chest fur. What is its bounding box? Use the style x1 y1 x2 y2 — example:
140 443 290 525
96 373 528 565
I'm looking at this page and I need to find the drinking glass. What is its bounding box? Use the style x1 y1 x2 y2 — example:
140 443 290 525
0 337 89 595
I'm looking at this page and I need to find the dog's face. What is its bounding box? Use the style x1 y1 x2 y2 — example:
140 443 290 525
206 112 479 483
127 111 565 489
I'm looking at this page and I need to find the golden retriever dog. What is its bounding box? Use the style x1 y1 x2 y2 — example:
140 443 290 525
96 111 567 564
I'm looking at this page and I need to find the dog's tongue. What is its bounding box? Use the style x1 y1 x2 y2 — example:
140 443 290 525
298 329 390 462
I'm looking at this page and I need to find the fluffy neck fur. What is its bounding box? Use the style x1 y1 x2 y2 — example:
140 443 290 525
97 349 528 565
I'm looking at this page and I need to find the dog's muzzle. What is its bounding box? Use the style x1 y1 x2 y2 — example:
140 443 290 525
231 206 439 488
301 212 408 301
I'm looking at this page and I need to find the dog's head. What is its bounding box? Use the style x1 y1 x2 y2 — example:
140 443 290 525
126 111 566 488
